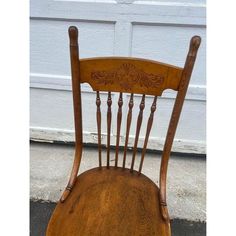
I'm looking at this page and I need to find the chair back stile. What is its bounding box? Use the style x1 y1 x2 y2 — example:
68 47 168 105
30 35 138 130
159 36 201 220
60 27 83 203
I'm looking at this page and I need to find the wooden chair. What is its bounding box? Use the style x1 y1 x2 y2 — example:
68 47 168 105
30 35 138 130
46 26 201 236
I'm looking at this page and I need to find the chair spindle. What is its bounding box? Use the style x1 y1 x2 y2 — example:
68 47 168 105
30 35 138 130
130 94 145 172
115 93 123 167
96 91 102 167
138 96 158 174
123 94 134 168
107 92 112 168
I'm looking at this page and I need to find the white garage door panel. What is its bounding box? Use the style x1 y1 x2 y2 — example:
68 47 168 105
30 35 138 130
31 0 205 26
30 0 206 154
30 88 74 129
132 24 206 85
30 87 205 153
30 19 115 74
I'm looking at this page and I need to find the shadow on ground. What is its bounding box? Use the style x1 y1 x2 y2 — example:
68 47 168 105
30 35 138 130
30 200 206 236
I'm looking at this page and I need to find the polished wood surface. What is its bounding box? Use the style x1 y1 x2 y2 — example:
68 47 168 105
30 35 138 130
159 36 201 220
96 91 102 167
48 25 201 235
130 94 145 172
122 93 134 168
139 96 158 174
47 167 171 236
115 92 123 167
106 91 112 168
79 57 183 96
60 26 83 203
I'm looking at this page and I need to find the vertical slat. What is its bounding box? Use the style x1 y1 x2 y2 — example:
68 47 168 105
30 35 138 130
107 92 112 168
96 91 102 167
115 93 123 167
159 36 201 221
130 94 145 172
123 94 134 168
138 96 158 174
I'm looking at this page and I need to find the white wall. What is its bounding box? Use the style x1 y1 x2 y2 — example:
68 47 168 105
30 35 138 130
30 0 206 154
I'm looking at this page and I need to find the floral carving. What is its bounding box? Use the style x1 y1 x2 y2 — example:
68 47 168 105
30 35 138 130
91 63 164 90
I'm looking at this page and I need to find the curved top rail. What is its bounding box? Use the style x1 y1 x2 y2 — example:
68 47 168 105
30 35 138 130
79 57 183 96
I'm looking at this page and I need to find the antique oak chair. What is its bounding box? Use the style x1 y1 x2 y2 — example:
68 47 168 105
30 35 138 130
46 26 201 236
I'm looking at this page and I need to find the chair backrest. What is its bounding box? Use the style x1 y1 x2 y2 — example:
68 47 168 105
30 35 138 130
67 26 201 218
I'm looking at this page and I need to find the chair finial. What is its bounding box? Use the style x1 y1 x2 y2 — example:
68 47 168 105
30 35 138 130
68 26 78 46
189 35 201 56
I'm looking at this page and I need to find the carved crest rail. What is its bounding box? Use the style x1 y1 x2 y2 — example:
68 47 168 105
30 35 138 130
80 57 183 96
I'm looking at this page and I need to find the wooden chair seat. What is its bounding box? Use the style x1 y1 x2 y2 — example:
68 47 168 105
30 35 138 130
47 167 171 236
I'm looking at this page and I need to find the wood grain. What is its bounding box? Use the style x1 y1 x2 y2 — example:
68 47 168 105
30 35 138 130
139 96 158 174
60 26 83 203
130 95 145 172
122 93 134 168
159 36 201 220
115 92 123 167
107 92 112 168
79 57 183 96
51 26 202 236
47 167 171 236
96 91 102 167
